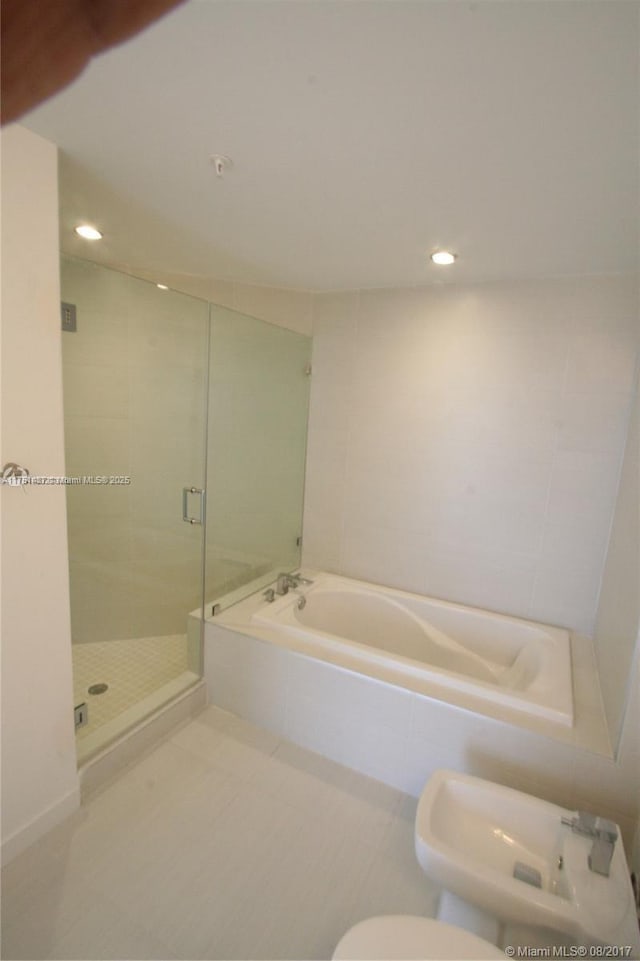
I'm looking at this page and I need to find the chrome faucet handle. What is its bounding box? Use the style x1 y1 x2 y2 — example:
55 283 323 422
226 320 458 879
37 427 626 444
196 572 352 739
595 817 618 843
561 812 619 844
561 811 598 837
561 812 618 878
275 572 313 595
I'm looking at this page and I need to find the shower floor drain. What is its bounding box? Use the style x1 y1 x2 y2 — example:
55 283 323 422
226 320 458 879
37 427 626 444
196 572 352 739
88 683 109 695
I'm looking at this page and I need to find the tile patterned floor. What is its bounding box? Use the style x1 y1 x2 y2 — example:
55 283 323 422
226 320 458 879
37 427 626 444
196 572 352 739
2 706 440 961
73 635 189 741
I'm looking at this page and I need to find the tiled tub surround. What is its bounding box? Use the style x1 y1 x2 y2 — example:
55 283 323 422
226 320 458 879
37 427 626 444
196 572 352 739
253 573 574 727
204 587 640 852
299 274 640 838
303 276 639 638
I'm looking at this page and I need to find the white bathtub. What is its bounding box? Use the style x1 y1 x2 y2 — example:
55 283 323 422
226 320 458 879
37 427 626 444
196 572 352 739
252 573 573 727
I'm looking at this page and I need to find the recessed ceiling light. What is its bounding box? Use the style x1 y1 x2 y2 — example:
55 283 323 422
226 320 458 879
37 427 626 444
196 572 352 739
75 224 103 240
431 250 457 266
156 283 169 290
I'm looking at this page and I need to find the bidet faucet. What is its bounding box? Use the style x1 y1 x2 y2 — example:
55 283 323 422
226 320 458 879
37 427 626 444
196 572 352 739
561 812 618 877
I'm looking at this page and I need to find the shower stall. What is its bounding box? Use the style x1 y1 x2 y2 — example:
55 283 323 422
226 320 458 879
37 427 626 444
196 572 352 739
60 257 311 763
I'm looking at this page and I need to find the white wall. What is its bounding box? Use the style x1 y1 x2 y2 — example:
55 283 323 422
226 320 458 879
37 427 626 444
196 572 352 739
1 126 79 863
593 377 640 747
303 276 638 636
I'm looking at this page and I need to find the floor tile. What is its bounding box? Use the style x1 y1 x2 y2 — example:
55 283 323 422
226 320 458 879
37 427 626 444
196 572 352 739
2 868 112 961
45 895 179 961
3 708 437 961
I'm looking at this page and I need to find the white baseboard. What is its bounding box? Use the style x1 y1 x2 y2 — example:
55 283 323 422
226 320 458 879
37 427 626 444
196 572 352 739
1 785 81 866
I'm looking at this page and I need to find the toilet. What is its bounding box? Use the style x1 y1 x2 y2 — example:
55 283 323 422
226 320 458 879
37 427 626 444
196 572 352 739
332 915 504 960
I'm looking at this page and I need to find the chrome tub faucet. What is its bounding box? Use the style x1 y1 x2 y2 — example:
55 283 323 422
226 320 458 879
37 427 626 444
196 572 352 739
275 572 314 596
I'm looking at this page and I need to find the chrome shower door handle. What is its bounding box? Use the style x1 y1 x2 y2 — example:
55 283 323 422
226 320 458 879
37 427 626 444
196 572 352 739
182 486 205 525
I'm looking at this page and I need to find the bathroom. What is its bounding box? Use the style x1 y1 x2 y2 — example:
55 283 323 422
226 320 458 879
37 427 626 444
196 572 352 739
1 1 639 958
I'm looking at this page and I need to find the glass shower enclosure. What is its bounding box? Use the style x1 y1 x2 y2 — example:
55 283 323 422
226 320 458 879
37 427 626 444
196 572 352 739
61 257 311 763
204 306 312 608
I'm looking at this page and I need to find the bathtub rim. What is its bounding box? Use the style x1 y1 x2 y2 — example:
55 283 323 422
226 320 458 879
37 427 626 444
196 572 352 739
204 569 612 757
253 574 569 693
252 601 572 729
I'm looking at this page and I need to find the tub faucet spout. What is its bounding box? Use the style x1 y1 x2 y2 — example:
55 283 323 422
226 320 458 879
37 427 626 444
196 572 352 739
275 572 314 595
292 573 314 586
275 573 296 595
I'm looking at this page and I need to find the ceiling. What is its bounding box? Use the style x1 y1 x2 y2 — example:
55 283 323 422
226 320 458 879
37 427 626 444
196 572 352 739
23 0 639 291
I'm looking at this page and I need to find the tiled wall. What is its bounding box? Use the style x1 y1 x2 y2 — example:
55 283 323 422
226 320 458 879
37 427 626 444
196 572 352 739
61 258 210 644
593 380 640 747
303 276 638 637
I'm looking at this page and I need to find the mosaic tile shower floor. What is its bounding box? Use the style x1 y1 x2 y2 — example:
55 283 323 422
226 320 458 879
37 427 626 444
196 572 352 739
72 634 189 742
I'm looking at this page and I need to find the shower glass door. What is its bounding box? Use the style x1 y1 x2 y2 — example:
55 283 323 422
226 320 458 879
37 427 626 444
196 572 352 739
204 306 312 609
61 257 209 763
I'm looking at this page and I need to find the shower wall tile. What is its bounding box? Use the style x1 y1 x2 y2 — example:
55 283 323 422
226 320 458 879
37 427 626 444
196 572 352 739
127 316 207 370
61 258 131 322
62 364 129 418
129 365 207 421
128 415 205 487
60 309 128 368
233 283 313 336
66 515 130 565
64 481 131 519
69 586 134 646
63 415 130 477
303 275 638 636
61 257 209 646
